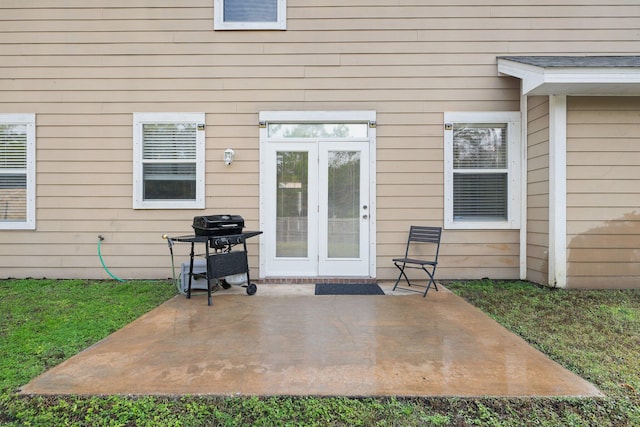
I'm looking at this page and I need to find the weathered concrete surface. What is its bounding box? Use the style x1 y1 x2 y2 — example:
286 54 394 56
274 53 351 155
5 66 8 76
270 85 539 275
20 286 601 397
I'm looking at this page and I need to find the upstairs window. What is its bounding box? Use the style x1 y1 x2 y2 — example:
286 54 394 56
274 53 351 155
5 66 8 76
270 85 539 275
214 0 286 30
133 113 205 209
444 112 521 229
0 114 35 230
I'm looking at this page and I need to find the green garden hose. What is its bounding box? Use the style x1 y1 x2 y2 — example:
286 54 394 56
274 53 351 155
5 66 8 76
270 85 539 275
97 235 126 282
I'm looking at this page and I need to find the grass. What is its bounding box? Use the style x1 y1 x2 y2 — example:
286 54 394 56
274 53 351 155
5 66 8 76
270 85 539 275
448 280 640 396
0 279 639 426
0 279 177 393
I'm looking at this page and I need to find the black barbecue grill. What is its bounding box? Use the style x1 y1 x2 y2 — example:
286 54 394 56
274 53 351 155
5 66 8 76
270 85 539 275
192 214 244 237
166 215 262 306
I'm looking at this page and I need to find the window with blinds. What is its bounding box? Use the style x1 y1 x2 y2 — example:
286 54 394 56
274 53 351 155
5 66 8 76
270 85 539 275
444 112 521 230
452 123 508 221
0 124 27 221
214 0 286 30
0 114 35 229
142 123 197 201
133 113 205 209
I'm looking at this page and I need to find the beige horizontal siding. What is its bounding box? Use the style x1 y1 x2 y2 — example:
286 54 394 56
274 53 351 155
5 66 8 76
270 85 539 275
1 1 640 280
526 96 550 286
566 97 640 289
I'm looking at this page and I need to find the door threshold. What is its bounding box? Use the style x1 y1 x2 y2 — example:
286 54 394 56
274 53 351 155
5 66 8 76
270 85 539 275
260 277 377 284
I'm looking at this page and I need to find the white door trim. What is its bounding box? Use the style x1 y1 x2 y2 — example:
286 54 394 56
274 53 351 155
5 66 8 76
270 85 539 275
259 111 377 279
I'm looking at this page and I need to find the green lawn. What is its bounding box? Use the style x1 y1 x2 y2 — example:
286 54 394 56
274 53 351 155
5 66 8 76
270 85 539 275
1 279 639 426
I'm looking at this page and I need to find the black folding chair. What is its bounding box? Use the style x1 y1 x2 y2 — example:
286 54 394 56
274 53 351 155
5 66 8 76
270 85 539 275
392 226 442 297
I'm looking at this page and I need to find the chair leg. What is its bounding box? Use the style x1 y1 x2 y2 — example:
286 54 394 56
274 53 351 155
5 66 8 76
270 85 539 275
422 279 433 297
394 262 439 298
393 262 411 290
421 267 438 297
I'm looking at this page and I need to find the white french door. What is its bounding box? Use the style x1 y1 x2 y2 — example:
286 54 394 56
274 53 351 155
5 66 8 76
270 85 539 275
263 142 318 276
259 112 376 278
318 141 370 276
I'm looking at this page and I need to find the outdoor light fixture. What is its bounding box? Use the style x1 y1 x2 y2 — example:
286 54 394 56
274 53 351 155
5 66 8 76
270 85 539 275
223 148 235 165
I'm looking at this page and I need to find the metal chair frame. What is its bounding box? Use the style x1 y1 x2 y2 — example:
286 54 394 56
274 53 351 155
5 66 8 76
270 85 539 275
392 226 442 297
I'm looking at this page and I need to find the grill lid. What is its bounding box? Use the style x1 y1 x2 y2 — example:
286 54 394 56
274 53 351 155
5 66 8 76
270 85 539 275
192 214 244 236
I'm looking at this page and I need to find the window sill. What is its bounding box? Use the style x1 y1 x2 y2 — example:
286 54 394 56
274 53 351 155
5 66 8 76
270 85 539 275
0 221 36 230
134 201 205 210
445 219 519 230
214 22 286 31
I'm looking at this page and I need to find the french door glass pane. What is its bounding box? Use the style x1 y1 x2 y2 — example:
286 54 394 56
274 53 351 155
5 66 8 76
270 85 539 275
268 123 368 139
276 152 308 257
327 151 360 258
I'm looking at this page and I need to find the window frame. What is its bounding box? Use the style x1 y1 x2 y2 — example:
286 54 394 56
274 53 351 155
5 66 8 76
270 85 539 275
444 112 521 230
0 114 36 230
214 0 287 30
133 112 205 210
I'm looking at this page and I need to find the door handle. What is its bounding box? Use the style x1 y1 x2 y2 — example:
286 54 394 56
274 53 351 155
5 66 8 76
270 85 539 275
362 214 368 219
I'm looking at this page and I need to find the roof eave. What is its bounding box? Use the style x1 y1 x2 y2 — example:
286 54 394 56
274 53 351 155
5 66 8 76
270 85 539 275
497 57 640 96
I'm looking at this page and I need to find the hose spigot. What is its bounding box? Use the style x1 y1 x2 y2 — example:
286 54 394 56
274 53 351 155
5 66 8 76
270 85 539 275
162 233 173 248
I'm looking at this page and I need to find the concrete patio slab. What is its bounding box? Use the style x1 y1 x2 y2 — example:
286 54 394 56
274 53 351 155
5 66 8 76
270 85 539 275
20 285 602 397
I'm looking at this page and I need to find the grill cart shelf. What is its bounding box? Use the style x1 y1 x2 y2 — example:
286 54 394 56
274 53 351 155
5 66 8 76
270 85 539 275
169 230 262 306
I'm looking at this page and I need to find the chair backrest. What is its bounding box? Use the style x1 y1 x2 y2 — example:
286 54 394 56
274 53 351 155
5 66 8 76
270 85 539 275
404 226 442 260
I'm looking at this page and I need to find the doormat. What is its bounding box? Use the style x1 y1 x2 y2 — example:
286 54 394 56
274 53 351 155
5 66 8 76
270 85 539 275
315 283 385 295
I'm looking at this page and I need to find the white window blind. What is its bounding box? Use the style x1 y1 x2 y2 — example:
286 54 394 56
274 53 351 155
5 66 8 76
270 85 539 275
224 0 277 22
142 123 197 160
453 173 507 220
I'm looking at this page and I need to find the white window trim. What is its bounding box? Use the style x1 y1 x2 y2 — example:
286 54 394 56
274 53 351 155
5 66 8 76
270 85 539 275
444 111 521 230
133 112 205 210
214 0 287 30
0 114 36 230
